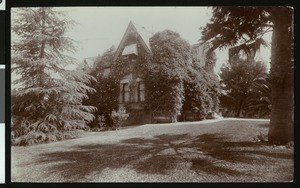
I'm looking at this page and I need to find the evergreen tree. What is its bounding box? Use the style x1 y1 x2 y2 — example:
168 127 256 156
11 8 96 145
219 59 267 117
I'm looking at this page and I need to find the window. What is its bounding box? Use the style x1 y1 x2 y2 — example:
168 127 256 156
137 81 145 102
122 83 130 102
122 43 138 56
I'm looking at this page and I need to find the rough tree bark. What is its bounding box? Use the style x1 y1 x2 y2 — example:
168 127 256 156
268 7 294 144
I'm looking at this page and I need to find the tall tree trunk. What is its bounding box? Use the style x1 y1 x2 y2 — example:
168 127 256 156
268 8 294 144
236 99 243 117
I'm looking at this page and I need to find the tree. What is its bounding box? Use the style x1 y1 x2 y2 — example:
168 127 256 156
183 52 220 120
84 46 120 128
244 73 271 117
201 7 293 144
146 30 220 121
219 59 267 117
146 30 193 121
11 8 96 145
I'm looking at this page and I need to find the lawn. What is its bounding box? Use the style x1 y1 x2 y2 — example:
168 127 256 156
11 118 294 182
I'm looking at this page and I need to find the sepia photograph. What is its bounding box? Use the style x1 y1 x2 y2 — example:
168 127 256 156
10 6 294 182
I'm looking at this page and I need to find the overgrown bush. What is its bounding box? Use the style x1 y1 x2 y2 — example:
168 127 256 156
11 129 88 146
286 141 294 149
91 115 111 132
111 107 129 129
145 30 220 121
84 46 121 129
253 132 268 143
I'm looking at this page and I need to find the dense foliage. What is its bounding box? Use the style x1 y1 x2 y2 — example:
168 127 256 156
84 46 120 129
201 7 270 54
11 8 96 145
244 74 271 117
111 107 130 129
219 59 267 117
85 29 220 125
183 68 220 119
145 31 188 120
201 7 293 144
146 30 220 121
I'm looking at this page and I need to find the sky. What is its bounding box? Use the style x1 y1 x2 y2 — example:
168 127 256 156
61 7 212 58
12 7 272 73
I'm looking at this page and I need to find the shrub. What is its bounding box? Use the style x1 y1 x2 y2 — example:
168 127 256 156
111 107 129 129
253 132 268 143
11 129 87 146
91 115 111 132
286 141 294 149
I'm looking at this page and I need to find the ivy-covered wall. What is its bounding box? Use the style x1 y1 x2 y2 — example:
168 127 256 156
85 27 220 126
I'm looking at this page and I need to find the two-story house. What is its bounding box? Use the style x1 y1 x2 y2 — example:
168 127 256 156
84 21 210 124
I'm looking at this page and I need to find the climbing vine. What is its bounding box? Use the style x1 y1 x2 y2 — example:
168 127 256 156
86 29 220 126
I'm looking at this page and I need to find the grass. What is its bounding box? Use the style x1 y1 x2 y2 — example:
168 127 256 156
11 118 293 182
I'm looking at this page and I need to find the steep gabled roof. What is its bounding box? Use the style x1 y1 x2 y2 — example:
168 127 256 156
133 21 153 51
192 43 207 54
83 56 97 68
113 21 153 61
76 56 97 72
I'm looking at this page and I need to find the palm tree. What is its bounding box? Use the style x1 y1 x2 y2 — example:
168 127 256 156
245 74 271 118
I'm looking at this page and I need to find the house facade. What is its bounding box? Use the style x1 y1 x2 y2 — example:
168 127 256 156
85 21 211 124
113 21 150 112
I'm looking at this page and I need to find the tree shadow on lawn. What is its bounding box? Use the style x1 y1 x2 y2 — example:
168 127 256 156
36 133 292 181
